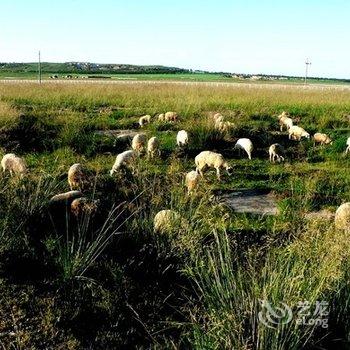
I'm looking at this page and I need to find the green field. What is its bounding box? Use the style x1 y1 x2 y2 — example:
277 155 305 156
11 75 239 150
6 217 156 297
0 82 349 349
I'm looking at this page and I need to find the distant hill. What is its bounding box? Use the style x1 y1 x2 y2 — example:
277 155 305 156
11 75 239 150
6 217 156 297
0 62 191 74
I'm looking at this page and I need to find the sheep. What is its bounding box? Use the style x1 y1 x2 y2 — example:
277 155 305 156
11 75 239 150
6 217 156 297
164 111 178 122
313 133 332 146
110 150 136 175
68 163 89 191
234 138 253 160
139 114 151 127
158 113 165 122
147 136 161 158
277 111 293 131
1 153 27 175
195 151 232 180
176 130 189 147
334 202 350 232
288 126 310 141
70 197 99 217
131 133 147 153
345 137 350 154
153 209 185 234
185 170 200 194
269 143 285 163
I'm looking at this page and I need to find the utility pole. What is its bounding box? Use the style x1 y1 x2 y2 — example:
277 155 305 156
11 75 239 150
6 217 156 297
38 50 42 84
304 58 311 84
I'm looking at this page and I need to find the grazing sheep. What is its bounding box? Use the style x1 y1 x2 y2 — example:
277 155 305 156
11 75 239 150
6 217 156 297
345 137 350 154
176 130 189 147
164 111 178 122
234 138 254 160
158 113 165 122
269 143 285 163
1 153 27 175
185 170 200 194
71 197 99 217
334 202 350 232
68 163 89 191
313 133 332 145
131 133 147 153
195 151 232 180
147 136 161 158
153 209 185 234
110 150 136 175
278 111 293 131
139 114 151 127
288 126 310 141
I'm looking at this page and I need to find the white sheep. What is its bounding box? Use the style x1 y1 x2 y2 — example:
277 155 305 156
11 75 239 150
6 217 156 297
68 163 89 191
334 202 350 232
195 151 232 180
110 150 136 175
139 114 151 127
234 138 254 160
49 190 83 205
345 137 350 154
288 126 310 141
147 136 161 158
269 143 285 163
71 197 99 217
153 209 185 234
1 153 27 175
185 170 200 194
278 111 293 131
131 133 147 153
164 111 178 122
313 133 332 146
176 130 189 147
158 113 165 122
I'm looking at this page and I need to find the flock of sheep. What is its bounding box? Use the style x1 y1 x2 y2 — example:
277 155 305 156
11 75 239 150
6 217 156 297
1 110 350 233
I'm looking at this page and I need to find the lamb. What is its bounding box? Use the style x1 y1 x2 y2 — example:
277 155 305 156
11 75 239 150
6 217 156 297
164 111 178 122
1 153 27 175
185 170 200 194
176 130 189 147
147 136 161 158
234 138 254 160
158 113 165 122
110 150 136 175
70 197 99 217
313 133 332 145
139 114 151 127
153 209 185 234
68 163 89 191
278 111 293 131
334 202 350 232
195 151 232 180
288 126 310 141
131 133 147 153
345 137 350 154
269 143 285 163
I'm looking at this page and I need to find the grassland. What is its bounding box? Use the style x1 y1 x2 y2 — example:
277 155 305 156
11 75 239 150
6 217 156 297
0 82 349 349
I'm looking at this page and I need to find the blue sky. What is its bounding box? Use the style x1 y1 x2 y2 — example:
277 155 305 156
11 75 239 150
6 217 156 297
1 0 349 78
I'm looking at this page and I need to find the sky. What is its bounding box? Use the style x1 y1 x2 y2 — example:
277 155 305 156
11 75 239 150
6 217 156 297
0 0 349 78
